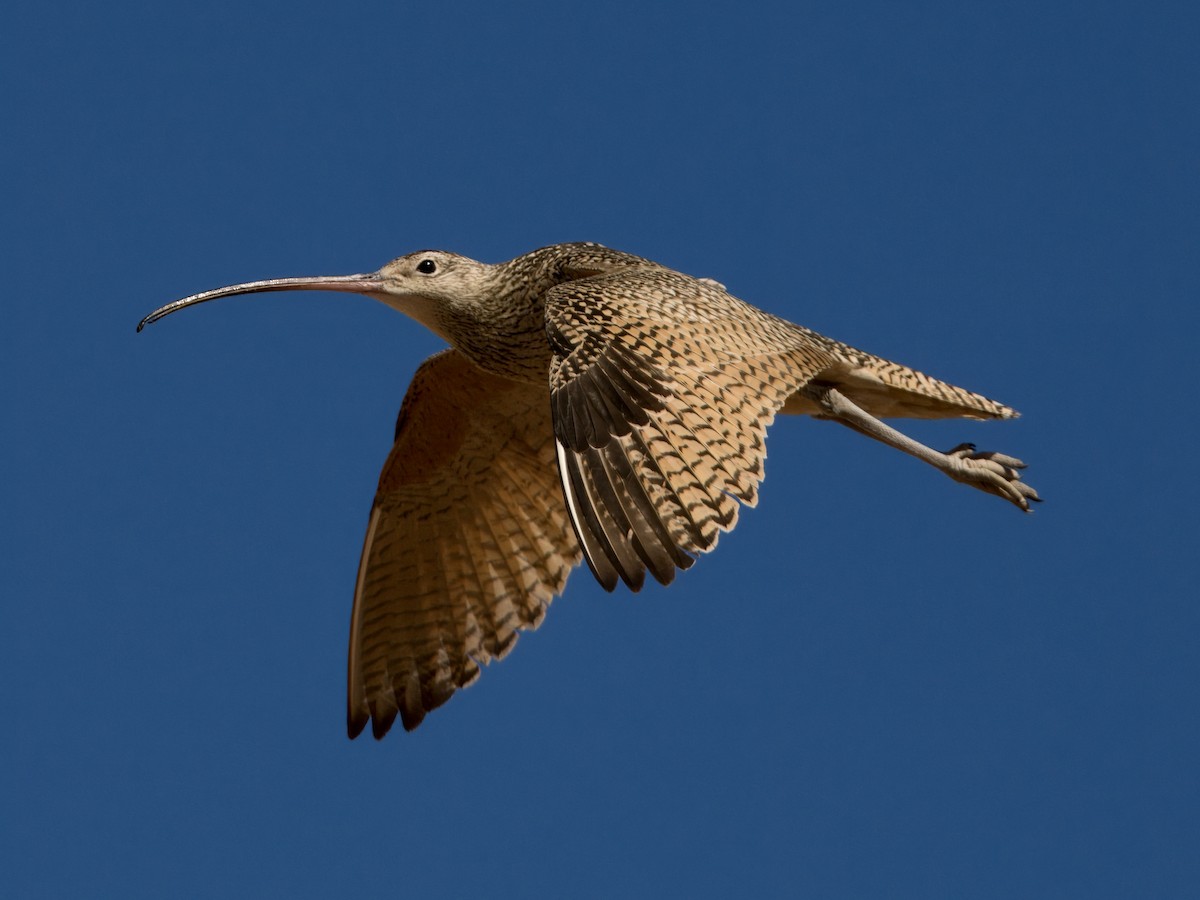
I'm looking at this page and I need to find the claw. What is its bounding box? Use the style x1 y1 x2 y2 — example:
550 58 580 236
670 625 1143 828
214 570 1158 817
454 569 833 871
944 445 1042 512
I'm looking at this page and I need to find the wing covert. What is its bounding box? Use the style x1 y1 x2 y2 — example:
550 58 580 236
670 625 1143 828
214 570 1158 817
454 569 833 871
546 267 836 592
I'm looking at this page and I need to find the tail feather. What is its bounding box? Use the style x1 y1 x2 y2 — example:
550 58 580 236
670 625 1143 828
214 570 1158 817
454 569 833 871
823 355 1016 420
780 336 1016 421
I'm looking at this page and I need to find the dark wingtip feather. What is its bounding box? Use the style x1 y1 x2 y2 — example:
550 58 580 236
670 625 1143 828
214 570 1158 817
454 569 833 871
347 709 369 740
397 706 424 734
371 707 400 739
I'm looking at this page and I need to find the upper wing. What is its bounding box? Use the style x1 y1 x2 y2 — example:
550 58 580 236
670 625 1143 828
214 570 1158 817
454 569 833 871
347 349 581 738
546 266 836 592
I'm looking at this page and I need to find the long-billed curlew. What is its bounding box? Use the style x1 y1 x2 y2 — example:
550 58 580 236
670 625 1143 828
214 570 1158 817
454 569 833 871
139 242 1039 738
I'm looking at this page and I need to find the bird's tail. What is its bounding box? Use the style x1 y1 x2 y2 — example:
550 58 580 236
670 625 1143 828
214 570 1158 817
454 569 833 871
780 334 1017 421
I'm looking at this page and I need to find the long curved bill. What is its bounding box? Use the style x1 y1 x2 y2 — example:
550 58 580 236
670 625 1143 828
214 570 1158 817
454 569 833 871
137 274 385 332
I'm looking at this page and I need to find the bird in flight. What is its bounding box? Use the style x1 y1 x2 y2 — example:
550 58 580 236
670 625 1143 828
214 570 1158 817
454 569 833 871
139 242 1039 738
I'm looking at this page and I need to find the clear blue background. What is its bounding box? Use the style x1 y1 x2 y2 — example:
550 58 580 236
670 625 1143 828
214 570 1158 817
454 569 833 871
3 2 1196 897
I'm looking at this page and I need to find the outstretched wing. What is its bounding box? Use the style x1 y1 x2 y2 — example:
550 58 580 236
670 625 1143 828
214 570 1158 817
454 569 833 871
348 349 581 738
546 267 835 592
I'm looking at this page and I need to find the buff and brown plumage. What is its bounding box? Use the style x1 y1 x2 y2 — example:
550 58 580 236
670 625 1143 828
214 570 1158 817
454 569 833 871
139 242 1038 738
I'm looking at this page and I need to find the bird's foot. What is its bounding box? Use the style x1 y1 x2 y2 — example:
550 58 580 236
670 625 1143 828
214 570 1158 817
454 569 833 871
942 443 1041 511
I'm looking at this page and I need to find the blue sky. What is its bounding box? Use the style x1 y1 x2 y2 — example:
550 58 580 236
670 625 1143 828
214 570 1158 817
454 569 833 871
2 1 1197 896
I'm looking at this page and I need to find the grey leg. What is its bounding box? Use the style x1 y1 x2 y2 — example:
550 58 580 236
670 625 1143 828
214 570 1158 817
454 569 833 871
803 384 1041 512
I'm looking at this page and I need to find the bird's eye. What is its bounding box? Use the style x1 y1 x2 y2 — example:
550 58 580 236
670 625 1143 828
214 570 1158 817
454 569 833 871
417 259 437 275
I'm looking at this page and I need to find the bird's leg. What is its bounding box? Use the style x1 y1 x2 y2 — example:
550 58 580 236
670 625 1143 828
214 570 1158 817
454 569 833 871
802 384 1041 511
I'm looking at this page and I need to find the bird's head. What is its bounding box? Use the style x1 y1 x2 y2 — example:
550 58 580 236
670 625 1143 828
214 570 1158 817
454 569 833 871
371 250 496 339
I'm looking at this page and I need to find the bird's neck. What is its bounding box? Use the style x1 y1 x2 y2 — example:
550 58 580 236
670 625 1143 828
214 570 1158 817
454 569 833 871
440 250 566 383
441 244 652 383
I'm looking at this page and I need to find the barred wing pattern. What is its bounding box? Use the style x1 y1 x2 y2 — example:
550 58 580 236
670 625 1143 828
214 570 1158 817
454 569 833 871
547 267 836 592
348 349 581 738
